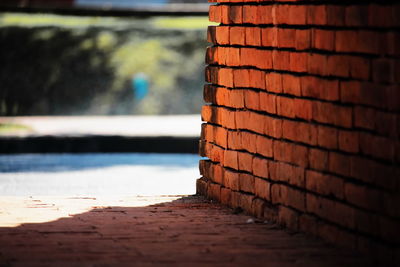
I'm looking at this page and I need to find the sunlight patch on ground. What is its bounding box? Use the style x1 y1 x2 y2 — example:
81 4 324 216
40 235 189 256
0 195 182 227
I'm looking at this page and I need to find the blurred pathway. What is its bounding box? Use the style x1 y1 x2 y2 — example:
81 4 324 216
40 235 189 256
0 115 200 153
0 115 200 137
0 195 372 267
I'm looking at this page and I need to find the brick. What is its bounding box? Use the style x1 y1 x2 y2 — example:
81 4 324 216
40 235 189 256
344 182 382 212
229 5 243 24
359 133 394 161
312 101 352 128
252 156 269 179
218 68 234 87
220 187 232 205
259 92 276 114
224 169 239 191
273 141 309 168
318 223 356 250
307 194 355 229
226 47 241 66
245 27 261 46
317 125 338 149
230 26 245 45
239 173 255 193
354 106 375 130
326 5 345 26
208 182 221 201
368 4 394 28
201 123 213 143
264 117 282 139
338 130 359 153
240 131 257 154
210 143 225 163
235 110 248 130
313 29 334 51
290 52 307 73
244 90 259 110
277 96 295 118
301 76 339 101
255 135 273 158
248 69 265 90
282 74 301 96
214 86 229 106
243 5 257 24
261 27 277 47
214 125 228 148
326 55 350 78
265 72 282 93
329 152 350 177
309 148 329 171
277 28 295 48
287 187 306 211
224 150 238 170
272 50 290 71
256 5 273 24
372 58 394 83
307 5 327 25
233 69 250 88
227 130 242 150
293 98 312 121
349 56 370 80
288 5 307 25
207 26 217 44
209 5 221 23
212 163 224 184
196 177 208 195
248 112 265 134
219 108 236 129
239 193 254 212
201 105 213 123
272 162 305 188
306 170 344 199
251 198 266 218
345 6 368 27
254 178 270 201
340 81 361 104
216 26 230 45
238 151 253 173
282 120 317 146
278 206 299 231
203 84 215 103
271 184 288 205
255 49 273 69
230 190 241 208
220 5 231 24
307 53 327 76
335 30 358 53
295 29 311 50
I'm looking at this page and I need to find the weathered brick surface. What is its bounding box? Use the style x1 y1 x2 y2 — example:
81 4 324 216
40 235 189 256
200 1 400 265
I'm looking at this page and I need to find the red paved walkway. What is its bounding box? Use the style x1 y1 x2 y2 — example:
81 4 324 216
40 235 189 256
0 195 371 266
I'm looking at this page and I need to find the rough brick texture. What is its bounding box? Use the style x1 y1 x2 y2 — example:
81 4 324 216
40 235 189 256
199 1 400 265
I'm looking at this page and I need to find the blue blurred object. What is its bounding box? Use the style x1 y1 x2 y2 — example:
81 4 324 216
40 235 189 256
132 73 149 100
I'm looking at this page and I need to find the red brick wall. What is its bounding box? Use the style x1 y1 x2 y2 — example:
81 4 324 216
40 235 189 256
197 0 400 263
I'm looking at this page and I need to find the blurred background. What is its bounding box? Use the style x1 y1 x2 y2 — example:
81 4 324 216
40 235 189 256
0 0 210 116
0 0 211 197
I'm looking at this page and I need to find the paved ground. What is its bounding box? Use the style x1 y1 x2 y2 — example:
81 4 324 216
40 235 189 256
0 115 201 137
0 153 199 196
0 195 372 266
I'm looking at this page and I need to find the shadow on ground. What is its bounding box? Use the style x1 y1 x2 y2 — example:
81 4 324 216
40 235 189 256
0 195 372 266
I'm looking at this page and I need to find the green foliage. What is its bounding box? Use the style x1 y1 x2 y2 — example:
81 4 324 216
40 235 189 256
0 123 31 134
0 13 209 115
